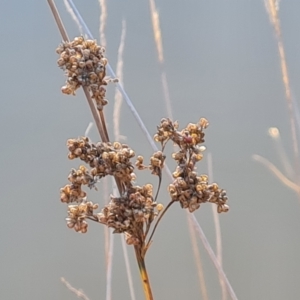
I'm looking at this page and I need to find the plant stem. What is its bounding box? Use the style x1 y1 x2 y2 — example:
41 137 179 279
145 200 174 253
134 246 153 300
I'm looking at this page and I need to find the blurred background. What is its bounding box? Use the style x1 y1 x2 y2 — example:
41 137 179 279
1 0 300 299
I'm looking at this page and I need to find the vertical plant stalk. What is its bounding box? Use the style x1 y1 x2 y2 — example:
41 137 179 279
112 19 137 300
264 0 300 179
189 213 238 300
148 0 173 120
47 0 69 41
134 246 153 300
207 153 226 300
49 3 150 300
187 216 209 300
53 2 238 299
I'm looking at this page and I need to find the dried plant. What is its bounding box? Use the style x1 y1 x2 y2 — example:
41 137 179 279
48 2 230 299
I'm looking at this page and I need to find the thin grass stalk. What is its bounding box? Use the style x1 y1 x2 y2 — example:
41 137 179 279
187 216 209 300
264 0 300 180
113 19 126 141
268 127 295 179
47 8 125 300
98 0 107 48
252 154 300 193
121 237 137 300
57 1 238 298
63 0 83 35
105 227 114 300
47 0 69 41
189 213 238 300
207 153 226 300
82 87 107 141
61 277 90 300
113 20 137 300
148 0 173 120
148 3 212 296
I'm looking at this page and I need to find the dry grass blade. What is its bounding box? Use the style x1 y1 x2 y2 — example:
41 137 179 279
63 0 83 35
189 214 238 300
121 236 137 300
47 0 69 41
264 0 300 174
207 152 227 300
113 19 126 141
268 127 295 179
112 20 136 300
61 277 90 300
148 0 173 119
252 154 300 193
99 0 107 47
187 216 209 300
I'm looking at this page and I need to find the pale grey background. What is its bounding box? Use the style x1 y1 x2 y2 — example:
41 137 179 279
1 0 300 299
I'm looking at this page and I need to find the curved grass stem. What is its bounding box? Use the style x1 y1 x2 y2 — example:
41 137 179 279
145 200 175 253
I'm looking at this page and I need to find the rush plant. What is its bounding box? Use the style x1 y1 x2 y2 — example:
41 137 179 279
49 2 229 299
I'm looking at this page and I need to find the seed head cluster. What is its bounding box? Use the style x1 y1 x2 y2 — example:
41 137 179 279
155 118 229 213
60 137 164 235
98 184 163 245
56 36 110 110
66 137 136 185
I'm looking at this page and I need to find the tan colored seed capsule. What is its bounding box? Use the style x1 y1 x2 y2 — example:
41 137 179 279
57 58 65 66
137 155 143 163
80 191 86 198
69 56 78 63
68 153 76 160
69 206 78 214
199 118 209 128
70 64 78 72
60 193 69 203
194 153 203 161
168 184 176 194
67 222 75 228
85 60 93 68
73 36 84 45
61 85 73 95
187 123 197 131
74 148 82 156
101 58 108 65
154 134 160 142
78 61 86 68
157 203 164 211
82 49 90 58
113 142 121 149
222 204 229 212
89 72 97 80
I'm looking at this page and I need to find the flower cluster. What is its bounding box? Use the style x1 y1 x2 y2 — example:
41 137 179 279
66 201 99 233
60 117 229 236
169 174 228 213
56 36 110 110
60 165 94 203
154 118 229 213
97 184 163 245
136 151 165 176
61 136 166 234
67 137 136 185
